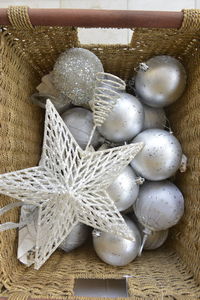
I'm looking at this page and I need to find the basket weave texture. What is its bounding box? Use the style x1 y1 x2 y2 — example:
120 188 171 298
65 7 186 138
0 7 200 300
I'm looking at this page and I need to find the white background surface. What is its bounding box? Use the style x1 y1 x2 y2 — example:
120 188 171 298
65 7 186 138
0 0 198 44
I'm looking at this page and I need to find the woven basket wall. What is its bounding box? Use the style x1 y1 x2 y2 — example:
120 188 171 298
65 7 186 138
0 7 200 300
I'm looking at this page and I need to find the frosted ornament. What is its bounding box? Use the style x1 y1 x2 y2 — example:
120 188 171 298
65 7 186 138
134 180 184 254
131 129 183 180
53 48 104 105
0 100 143 269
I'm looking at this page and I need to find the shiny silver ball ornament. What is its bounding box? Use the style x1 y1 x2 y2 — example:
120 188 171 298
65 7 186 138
134 180 184 231
143 104 166 130
92 216 141 266
135 55 187 107
107 166 139 212
61 107 103 149
144 229 168 250
59 223 89 253
97 93 144 143
131 129 182 180
53 48 104 105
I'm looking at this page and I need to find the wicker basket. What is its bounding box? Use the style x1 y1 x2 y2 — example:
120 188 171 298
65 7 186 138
0 6 200 300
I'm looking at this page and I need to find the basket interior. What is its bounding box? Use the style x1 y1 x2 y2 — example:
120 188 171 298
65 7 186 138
0 21 200 299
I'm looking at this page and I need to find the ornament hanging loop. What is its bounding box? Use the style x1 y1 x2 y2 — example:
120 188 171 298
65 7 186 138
135 63 149 72
138 227 152 256
179 154 188 173
135 177 145 185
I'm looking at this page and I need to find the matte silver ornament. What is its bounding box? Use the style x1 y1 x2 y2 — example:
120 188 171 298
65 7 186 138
107 166 139 212
97 93 144 143
61 107 103 149
53 48 104 105
143 229 168 250
59 222 89 253
131 129 182 180
143 104 166 130
135 55 187 107
92 216 141 266
134 180 184 231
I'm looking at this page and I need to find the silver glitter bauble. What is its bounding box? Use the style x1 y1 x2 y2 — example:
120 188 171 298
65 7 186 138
61 107 103 149
135 55 187 107
143 229 168 250
59 222 89 253
143 104 166 130
97 93 144 143
92 216 141 266
107 166 139 212
53 48 104 105
134 180 184 231
131 129 182 180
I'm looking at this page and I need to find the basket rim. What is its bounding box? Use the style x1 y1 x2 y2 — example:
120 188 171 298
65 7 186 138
0 7 183 29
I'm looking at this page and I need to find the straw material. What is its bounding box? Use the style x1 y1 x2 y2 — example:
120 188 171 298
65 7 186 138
0 7 200 299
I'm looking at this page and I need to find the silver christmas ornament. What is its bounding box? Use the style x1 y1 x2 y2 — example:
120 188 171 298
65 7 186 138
97 93 144 143
107 166 139 212
134 180 184 232
131 129 182 180
143 104 166 130
59 222 89 252
92 216 141 266
143 229 168 250
135 55 187 107
61 107 103 149
53 48 104 105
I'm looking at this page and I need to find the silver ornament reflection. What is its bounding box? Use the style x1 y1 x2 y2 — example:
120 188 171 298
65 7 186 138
53 48 104 105
59 222 89 253
134 180 184 231
92 216 141 266
61 107 103 149
143 229 168 250
143 104 166 130
97 93 144 143
135 55 187 107
131 129 182 180
107 166 139 212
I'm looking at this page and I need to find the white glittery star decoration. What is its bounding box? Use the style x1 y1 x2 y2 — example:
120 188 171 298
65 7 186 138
0 100 143 269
